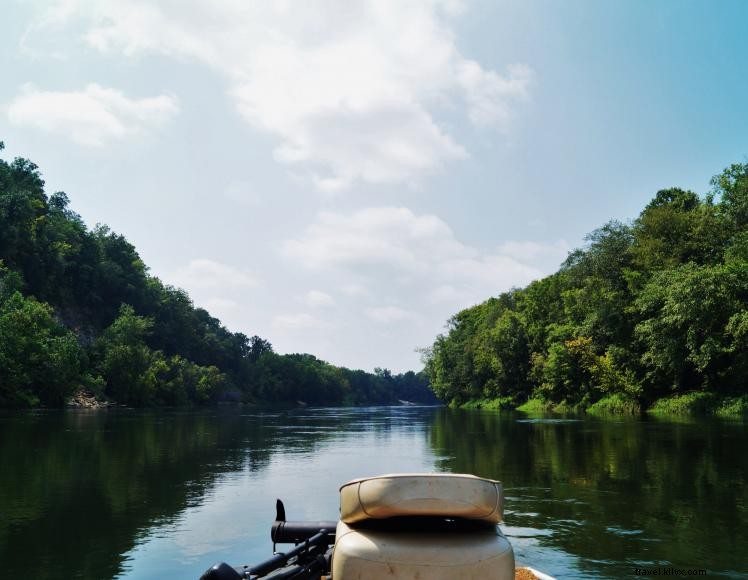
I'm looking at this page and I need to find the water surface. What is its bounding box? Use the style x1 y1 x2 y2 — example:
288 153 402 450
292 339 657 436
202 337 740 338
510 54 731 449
1 407 746 578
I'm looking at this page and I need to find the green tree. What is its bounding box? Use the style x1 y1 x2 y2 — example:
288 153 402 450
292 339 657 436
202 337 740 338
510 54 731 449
0 292 82 406
634 262 748 395
631 188 727 270
94 305 160 406
712 162 748 229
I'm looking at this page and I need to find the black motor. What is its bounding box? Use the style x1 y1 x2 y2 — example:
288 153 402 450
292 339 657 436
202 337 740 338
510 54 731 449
199 500 336 580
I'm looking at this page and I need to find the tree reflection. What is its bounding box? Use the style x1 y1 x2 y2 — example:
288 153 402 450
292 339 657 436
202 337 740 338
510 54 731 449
428 409 748 576
0 409 342 579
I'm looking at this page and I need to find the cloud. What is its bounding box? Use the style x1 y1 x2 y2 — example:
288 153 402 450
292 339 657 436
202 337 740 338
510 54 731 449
281 207 461 270
169 259 256 291
340 283 370 297
272 313 326 332
496 239 571 272
277 207 571 369
199 298 239 321
28 0 532 190
458 62 533 128
365 306 420 324
305 290 335 308
6 83 179 146
282 206 565 312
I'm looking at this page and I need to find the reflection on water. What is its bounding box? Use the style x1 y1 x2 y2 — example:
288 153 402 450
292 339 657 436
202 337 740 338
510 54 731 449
1 407 746 579
429 409 748 578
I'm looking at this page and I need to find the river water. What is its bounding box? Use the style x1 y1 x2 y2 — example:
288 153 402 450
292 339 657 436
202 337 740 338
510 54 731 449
1 406 746 579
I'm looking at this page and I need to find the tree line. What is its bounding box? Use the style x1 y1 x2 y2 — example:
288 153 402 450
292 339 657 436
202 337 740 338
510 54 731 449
0 142 435 408
423 161 748 414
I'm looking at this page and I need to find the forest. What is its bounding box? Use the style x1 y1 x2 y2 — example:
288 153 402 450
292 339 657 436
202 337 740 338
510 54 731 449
0 143 435 408
423 161 748 415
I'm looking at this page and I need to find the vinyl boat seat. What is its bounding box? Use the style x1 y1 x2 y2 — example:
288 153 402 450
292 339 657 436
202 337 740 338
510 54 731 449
339 473 504 524
332 473 514 580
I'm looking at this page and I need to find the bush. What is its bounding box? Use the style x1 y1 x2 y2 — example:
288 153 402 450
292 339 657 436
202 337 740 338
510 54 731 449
516 398 554 413
587 393 641 415
459 397 515 410
648 392 718 415
715 395 748 417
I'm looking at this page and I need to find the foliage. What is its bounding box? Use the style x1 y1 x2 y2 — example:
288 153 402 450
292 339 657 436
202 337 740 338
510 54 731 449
457 397 515 410
714 394 748 417
424 162 748 414
0 291 82 407
515 398 553 413
648 392 718 416
586 393 641 415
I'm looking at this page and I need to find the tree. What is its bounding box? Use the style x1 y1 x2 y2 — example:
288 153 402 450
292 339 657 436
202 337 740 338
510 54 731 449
634 262 748 395
712 162 748 229
94 304 160 406
631 188 727 270
0 292 82 406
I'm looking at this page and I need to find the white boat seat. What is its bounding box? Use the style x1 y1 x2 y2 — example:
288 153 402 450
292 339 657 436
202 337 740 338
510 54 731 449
339 473 503 524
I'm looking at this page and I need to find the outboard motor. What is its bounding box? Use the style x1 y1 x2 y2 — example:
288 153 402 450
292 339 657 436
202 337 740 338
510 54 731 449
199 498 335 580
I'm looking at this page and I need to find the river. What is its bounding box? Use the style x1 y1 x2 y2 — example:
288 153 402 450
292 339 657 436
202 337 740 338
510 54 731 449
1 406 746 579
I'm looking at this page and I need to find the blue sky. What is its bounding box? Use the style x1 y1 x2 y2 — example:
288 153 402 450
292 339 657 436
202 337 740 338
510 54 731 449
1 0 747 372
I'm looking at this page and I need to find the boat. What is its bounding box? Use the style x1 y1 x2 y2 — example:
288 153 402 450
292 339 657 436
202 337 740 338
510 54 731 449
199 473 555 579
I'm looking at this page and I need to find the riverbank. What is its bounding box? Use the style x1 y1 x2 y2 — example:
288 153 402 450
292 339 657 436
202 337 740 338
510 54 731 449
454 392 748 417
65 390 118 409
58 390 441 411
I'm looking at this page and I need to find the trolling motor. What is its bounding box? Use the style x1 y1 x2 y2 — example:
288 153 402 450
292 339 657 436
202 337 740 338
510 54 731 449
199 500 336 580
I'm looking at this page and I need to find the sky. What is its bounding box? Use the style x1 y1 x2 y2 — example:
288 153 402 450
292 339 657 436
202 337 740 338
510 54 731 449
1 0 747 373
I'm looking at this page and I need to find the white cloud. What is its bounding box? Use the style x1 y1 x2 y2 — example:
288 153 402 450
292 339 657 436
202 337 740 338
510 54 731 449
28 0 532 190
340 283 370 297
458 61 533 128
282 206 565 312
199 298 239 321
277 207 570 369
497 239 571 272
365 306 420 324
272 313 326 332
282 207 461 271
305 290 335 308
6 83 178 146
169 259 256 291
202 297 239 311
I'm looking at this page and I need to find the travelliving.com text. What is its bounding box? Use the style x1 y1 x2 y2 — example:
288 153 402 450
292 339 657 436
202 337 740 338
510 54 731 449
634 568 707 576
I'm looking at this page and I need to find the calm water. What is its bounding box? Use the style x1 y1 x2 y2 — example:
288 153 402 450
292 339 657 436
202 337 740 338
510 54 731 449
1 407 746 579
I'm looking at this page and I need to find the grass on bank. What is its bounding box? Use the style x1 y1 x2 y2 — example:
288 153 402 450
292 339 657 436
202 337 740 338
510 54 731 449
649 392 748 417
586 393 641 415
457 392 746 417
648 392 716 415
455 397 516 410
515 398 586 413
515 398 553 412
715 394 748 417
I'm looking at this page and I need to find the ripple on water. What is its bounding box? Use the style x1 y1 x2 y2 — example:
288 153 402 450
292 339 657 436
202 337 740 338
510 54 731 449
503 526 554 538
505 511 541 518
605 526 644 537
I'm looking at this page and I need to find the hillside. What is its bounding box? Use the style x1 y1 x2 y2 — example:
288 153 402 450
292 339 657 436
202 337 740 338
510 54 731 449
0 142 436 408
